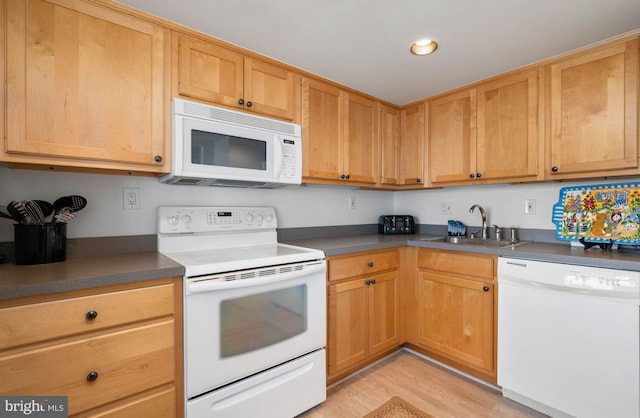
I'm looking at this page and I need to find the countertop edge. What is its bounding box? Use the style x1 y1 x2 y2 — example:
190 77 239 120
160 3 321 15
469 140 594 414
0 252 185 301
285 234 640 271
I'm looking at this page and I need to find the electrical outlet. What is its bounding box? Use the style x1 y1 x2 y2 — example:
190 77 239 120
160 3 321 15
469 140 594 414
524 199 536 215
123 187 141 210
439 202 453 215
349 196 357 210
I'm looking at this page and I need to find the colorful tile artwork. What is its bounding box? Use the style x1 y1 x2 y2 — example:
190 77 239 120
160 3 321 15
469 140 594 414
552 182 640 244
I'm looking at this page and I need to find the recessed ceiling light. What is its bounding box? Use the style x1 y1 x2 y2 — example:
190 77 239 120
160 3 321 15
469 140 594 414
410 39 438 56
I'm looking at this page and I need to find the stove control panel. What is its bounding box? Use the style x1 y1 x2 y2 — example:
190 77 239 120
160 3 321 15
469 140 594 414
158 206 277 234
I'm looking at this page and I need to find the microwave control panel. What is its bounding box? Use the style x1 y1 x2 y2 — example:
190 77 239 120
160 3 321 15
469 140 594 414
281 138 300 180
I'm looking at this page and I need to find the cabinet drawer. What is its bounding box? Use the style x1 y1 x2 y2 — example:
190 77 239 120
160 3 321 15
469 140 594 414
78 386 176 418
417 249 494 280
0 320 175 416
329 250 399 282
0 284 175 350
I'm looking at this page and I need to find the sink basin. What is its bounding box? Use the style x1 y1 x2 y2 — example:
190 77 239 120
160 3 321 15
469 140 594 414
427 236 530 249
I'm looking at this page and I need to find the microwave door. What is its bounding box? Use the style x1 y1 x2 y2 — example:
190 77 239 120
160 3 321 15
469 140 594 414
180 118 274 180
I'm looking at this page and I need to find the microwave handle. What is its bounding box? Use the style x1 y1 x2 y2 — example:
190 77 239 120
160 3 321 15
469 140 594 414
187 261 325 294
273 136 284 179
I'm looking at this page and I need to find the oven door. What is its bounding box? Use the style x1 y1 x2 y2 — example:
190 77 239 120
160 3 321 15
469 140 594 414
184 260 326 399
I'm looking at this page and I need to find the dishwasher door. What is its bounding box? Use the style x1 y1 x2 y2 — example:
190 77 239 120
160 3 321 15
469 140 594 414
497 258 640 418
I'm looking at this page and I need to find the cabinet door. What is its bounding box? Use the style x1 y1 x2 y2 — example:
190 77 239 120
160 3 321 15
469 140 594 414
344 93 379 184
302 78 344 181
548 39 639 177
477 69 540 180
244 57 298 121
327 279 367 376
368 271 400 355
380 105 399 185
174 32 244 108
416 271 494 373
0 320 175 415
399 103 425 186
428 89 477 183
5 0 168 170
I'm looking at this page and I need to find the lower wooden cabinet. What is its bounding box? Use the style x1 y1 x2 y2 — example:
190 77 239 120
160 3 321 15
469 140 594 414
0 278 183 417
410 248 497 383
327 249 401 383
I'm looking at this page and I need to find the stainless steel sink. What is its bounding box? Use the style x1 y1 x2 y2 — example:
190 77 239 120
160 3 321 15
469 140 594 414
428 236 530 249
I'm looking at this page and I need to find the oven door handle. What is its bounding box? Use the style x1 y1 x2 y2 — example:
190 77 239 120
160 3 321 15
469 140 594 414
187 262 325 293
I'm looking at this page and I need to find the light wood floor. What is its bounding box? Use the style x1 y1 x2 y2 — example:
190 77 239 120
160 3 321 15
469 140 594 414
299 350 548 418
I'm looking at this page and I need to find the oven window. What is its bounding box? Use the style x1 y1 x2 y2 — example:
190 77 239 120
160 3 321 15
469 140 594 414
220 285 307 357
191 129 267 170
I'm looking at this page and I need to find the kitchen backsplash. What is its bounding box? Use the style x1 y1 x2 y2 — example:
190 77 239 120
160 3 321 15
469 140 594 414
1 166 630 242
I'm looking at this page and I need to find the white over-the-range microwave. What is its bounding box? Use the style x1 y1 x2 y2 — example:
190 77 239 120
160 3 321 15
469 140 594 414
160 98 302 188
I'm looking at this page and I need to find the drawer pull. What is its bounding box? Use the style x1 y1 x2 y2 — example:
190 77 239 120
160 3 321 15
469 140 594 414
85 310 98 320
483 286 490 292
367 262 374 267
86 371 99 382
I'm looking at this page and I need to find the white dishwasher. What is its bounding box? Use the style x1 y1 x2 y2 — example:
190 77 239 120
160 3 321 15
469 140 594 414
497 257 640 418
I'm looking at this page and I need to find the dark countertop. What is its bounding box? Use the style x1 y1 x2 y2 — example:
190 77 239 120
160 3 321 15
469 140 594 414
2 233 639 302
285 234 640 271
0 252 185 301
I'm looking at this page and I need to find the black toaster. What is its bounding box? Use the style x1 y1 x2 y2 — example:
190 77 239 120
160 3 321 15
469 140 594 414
378 215 415 235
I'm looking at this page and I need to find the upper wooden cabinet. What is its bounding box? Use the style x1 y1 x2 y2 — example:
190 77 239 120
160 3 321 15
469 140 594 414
302 77 378 185
428 69 541 185
173 32 300 122
428 88 477 183
379 105 399 186
399 103 426 187
2 0 170 174
547 38 639 179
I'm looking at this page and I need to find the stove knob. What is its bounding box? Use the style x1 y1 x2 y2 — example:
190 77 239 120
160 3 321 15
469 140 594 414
168 215 179 226
265 214 274 223
181 215 192 224
256 214 264 223
246 213 255 222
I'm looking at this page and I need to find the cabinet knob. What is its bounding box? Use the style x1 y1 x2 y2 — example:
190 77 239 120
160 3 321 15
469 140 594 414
365 279 372 285
154 155 163 163
340 174 346 179
483 286 490 292
85 310 98 320
416 178 422 183
551 166 559 172
345 174 350 180
246 101 253 108
476 172 482 178
86 371 99 382
469 173 475 179
238 98 245 105
371 278 376 284
367 262 374 267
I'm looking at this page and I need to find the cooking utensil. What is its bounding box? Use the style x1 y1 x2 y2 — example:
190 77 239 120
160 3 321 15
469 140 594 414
7 201 35 225
53 207 75 223
53 195 87 216
34 200 54 220
0 206 16 221
23 200 45 224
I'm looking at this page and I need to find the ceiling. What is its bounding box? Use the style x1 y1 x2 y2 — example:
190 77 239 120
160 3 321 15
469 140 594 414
116 0 640 106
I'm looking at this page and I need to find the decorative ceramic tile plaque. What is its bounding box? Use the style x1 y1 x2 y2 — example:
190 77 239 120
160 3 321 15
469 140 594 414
551 182 640 244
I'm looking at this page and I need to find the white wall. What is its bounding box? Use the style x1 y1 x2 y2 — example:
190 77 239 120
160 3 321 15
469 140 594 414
2 166 636 241
0 167 392 241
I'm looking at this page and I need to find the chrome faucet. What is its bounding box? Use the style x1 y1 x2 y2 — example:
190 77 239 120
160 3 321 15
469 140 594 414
469 204 488 239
